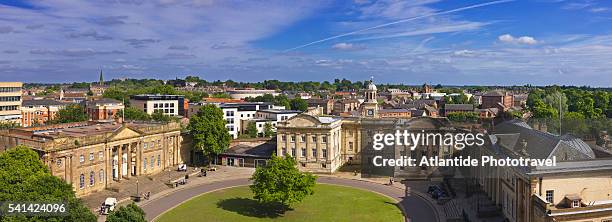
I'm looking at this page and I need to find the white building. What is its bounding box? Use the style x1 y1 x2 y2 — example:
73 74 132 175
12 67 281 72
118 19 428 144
227 89 279 100
129 94 187 116
220 102 275 139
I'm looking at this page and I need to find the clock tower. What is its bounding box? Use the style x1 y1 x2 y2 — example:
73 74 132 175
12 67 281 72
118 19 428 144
360 79 379 117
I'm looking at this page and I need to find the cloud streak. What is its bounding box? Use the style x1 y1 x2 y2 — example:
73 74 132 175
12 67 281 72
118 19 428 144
284 0 513 52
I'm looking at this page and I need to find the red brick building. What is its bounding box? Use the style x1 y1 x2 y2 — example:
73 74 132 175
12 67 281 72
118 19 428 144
481 90 513 109
85 98 125 121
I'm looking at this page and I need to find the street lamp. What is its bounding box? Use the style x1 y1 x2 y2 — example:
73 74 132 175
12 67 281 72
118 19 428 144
136 178 139 202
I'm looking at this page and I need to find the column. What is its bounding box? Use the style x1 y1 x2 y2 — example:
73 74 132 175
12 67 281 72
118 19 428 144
176 135 181 163
117 144 123 181
105 145 110 186
136 141 141 176
67 155 73 185
127 142 132 177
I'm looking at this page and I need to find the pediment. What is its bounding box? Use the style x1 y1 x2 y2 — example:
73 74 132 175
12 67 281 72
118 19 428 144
286 115 321 127
109 126 141 141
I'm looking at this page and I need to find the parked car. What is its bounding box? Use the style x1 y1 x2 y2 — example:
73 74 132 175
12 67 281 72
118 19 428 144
100 197 117 215
177 163 187 172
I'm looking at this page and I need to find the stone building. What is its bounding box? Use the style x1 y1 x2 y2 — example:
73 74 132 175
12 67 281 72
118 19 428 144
0 121 188 196
466 120 612 222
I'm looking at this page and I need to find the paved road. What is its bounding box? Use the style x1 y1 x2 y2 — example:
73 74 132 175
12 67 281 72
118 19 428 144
140 177 437 222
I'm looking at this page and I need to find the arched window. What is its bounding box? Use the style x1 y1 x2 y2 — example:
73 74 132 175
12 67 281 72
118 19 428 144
89 171 95 186
79 174 85 189
99 170 104 184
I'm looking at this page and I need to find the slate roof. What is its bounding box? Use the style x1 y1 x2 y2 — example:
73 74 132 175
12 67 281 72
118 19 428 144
444 104 474 111
492 120 595 160
22 99 65 107
223 142 275 158
86 98 122 106
483 90 505 97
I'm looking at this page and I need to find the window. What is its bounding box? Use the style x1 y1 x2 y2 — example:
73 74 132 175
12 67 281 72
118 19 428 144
572 200 580 208
157 155 161 167
291 136 296 142
322 136 327 143
56 159 62 167
226 111 234 117
98 151 104 160
349 142 353 151
89 171 95 186
144 158 147 170
99 170 104 183
312 149 317 157
301 135 306 142
144 143 148 149
545 190 554 203
312 136 317 143
79 174 85 189
282 148 287 156
322 149 327 158
291 148 296 156
79 155 84 163
150 156 154 168
281 135 286 141
322 163 327 168
301 148 306 157
89 152 94 161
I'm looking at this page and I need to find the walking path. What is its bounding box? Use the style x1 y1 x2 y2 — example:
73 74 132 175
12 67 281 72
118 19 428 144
86 166 440 222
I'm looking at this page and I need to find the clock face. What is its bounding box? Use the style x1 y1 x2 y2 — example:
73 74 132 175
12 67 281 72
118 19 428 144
367 109 374 115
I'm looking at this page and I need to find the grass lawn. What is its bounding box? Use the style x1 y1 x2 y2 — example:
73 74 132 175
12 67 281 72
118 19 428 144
156 184 403 222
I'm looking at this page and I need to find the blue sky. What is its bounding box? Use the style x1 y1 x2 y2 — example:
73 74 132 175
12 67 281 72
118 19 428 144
1 0 612 86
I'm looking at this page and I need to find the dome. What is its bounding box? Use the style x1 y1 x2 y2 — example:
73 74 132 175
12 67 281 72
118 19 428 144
367 81 377 91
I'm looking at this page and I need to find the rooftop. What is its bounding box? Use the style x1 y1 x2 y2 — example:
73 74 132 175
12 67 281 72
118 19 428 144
22 99 65 107
257 109 302 114
445 104 474 111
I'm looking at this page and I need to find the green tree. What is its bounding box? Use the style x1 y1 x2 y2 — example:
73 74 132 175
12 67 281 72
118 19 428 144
151 110 172 122
263 122 274 137
50 104 88 124
289 98 308 111
0 146 96 222
0 121 19 130
446 112 479 123
106 203 146 222
250 155 316 209
245 121 258 138
188 105 231 164
124 107 151 121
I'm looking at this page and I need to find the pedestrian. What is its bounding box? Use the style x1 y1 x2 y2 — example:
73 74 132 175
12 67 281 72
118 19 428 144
389 177 394 185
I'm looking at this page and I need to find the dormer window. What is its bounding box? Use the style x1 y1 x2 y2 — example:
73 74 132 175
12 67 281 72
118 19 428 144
572 200 580 208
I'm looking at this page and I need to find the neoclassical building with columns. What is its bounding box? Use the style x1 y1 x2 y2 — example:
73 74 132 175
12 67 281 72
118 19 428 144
0 121 189 196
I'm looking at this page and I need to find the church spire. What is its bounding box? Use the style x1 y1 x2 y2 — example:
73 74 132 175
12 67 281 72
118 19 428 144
99 69 104 85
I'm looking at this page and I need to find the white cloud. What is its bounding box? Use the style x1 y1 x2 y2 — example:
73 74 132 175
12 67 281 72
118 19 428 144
498 34 537 45
453 50 476 57
331 42 365 51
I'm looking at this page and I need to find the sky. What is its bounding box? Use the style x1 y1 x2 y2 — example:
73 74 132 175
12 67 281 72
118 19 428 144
1 0 612 86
